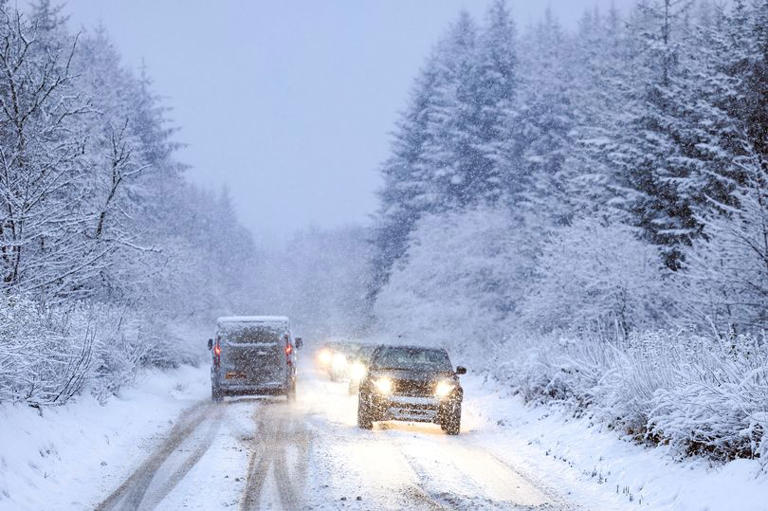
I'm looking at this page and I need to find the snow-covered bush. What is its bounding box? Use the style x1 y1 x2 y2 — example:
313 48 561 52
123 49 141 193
519 219 672 339
0 297 92 406
678 165 768 336
0 296 204 406
375 206 536 361
649 335 768 462
505 330 768 464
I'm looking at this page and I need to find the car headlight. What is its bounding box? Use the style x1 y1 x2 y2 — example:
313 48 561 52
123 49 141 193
373 377 393 395
318 349 332 366
350 362 367 381
435 380 454 399
332 352 347 371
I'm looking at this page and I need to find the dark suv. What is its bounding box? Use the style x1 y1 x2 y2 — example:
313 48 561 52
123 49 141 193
357 345 466 435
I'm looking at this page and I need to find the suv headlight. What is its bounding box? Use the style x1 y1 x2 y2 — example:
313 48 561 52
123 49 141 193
373 377 393 395
435 380 454 399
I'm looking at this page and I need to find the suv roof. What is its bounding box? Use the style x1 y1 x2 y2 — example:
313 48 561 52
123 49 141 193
376 344 447 353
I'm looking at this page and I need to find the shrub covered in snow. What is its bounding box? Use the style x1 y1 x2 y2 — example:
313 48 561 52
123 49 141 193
0 297 202 406
519 219 672 338
0 297 92 406
504 331 768 465
374 206 536 359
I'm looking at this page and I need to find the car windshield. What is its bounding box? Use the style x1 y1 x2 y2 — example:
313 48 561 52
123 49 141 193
372 347 452 371
358 345 378 361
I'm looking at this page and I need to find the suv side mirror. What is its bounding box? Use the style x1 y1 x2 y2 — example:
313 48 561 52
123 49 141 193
295 337 303 349
455 366 467 375
207 339 213 350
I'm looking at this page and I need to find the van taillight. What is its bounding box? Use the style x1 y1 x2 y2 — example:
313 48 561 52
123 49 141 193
285 344 293 355
214 344 222 356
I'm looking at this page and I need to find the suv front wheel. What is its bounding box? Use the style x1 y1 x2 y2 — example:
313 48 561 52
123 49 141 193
441 402 461 435
357 394 373 429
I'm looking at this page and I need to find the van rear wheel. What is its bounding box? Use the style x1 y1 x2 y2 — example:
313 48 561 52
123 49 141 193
211 383 223 403
286 380 296 401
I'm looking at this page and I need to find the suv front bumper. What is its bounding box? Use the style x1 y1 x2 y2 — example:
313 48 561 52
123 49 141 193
366 393 459 423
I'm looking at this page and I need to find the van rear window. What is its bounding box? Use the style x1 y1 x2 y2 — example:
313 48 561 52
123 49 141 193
223 326 285 344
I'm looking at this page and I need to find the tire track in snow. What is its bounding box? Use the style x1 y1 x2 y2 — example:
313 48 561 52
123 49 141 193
240 402 313 511
95 401 221 511
388 425 568 510
143 406 224 508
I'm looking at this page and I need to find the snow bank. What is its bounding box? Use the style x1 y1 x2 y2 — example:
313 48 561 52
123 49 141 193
461 374 768 511
0 364 208 511
497 331 768 466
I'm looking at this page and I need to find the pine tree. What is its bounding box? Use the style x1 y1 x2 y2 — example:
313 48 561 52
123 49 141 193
420 11 483 209
511 8 575 226
570 5 634 221
742 1 768 166
473 0 518 205
371 5 519 295
370 55 443 294
606 0 700 269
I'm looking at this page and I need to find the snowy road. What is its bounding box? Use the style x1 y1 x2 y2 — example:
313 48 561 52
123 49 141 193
95 362 571 510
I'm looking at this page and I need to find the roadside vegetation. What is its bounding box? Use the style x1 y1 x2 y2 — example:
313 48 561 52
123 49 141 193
0 1 260 405
370 0 768 466
0 1 373 407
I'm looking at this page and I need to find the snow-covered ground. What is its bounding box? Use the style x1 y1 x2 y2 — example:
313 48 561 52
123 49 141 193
1 355 766 510
462 376 768 511
0 366 210 510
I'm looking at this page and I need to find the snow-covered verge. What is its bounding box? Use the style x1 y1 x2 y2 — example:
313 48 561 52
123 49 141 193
461 374 768 511
499 331 768 465
0 364 208 511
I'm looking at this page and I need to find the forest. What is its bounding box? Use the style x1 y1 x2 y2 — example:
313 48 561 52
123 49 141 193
0 0 273 404
370 0 768 463
1 0 767 467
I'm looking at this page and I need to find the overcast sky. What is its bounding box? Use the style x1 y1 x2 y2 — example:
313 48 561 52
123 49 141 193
66 0 633 241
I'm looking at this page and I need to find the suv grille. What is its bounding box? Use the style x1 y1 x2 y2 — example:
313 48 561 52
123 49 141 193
394 379 434 397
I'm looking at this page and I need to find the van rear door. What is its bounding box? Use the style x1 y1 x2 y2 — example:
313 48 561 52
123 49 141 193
220 326 286 386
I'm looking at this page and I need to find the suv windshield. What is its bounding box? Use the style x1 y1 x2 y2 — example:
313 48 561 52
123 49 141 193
372 346 452 371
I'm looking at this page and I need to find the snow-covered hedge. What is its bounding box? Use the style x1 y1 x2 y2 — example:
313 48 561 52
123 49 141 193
505 331 768 466
375 207 532 356
518 219 673 338
0 297 200 406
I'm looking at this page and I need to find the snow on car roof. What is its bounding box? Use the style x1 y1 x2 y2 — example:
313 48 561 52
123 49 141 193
216 315 289 324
